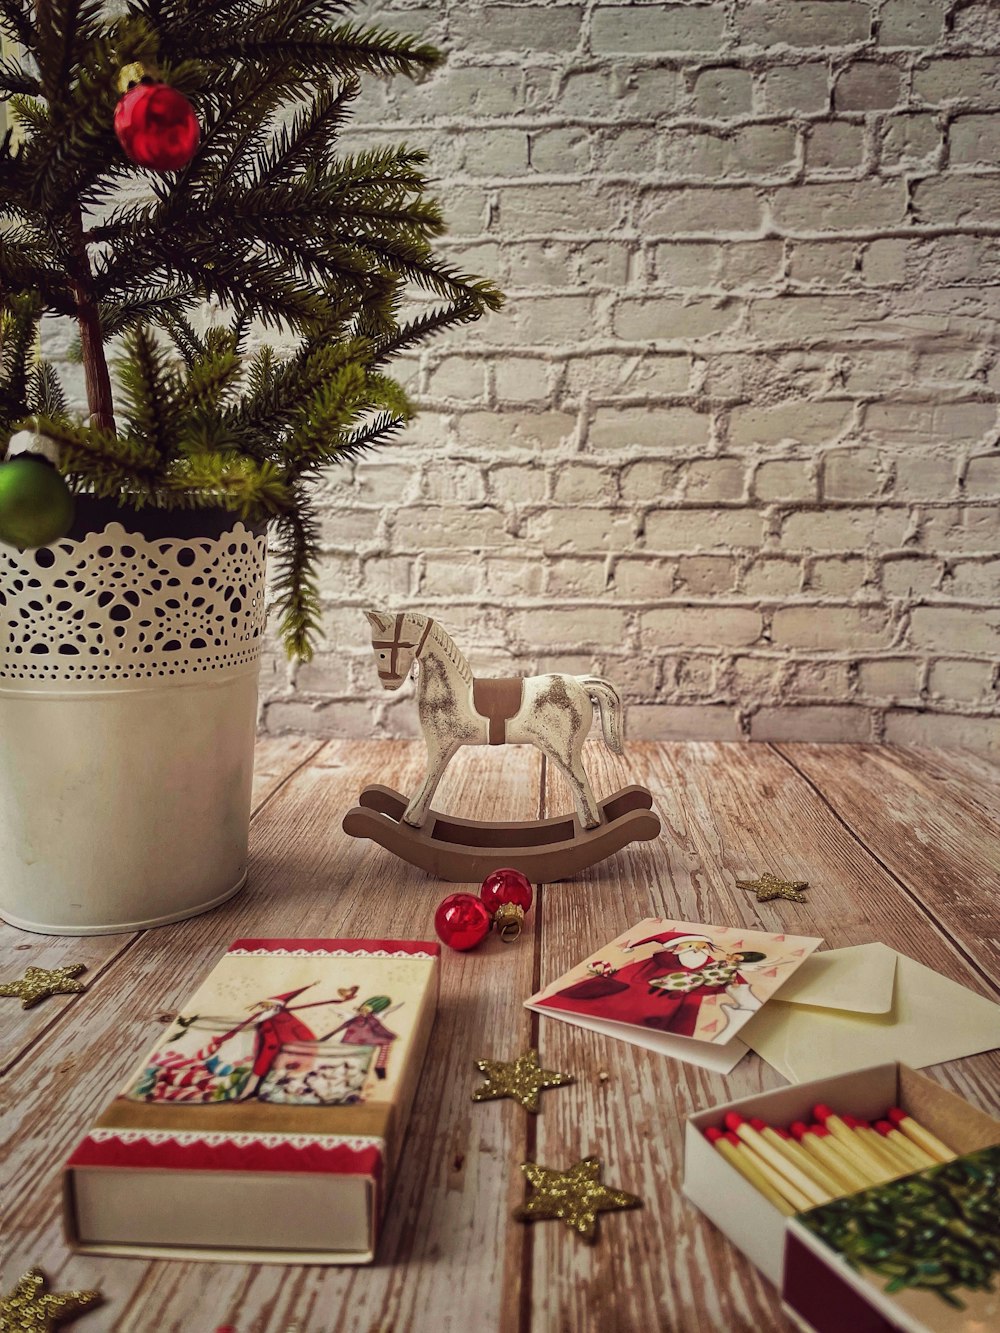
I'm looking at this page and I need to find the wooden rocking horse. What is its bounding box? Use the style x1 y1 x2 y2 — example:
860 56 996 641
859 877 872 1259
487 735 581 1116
341 610 661 881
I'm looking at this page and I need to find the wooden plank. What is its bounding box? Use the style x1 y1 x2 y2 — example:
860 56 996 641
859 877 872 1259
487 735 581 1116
0 733 318 1073
1 739 541 1333
529 741 1000 1333
774 743 1000 987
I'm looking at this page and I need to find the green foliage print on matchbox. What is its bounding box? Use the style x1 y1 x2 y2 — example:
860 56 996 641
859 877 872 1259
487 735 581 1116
0 0 502 657
800 1145 1000 1313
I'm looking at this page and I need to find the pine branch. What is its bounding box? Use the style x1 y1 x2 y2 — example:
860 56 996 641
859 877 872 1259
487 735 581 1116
270 493 323 661
0 0 34 50
115 324 180 458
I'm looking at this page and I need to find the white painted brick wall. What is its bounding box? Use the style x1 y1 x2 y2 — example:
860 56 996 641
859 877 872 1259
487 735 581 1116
53 1 1000 751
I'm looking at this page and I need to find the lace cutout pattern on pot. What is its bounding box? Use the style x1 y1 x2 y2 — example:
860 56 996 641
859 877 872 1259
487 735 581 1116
0 521 267 684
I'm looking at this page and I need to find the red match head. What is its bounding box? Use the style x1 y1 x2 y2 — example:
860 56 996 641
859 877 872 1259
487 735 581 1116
887 1107 907 1126
705 1126 725 1143
723 1111 745 1131
841 1114 860 1128
773 1126 791 1139
812 1124 831 1138
813 1103 833 1123
723 1132 741 1146
874 1120 895 1136
790 1121 810 1141
749 1117 768 1132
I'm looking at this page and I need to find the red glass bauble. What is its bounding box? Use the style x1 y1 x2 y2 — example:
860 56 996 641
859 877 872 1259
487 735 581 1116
480 867 533 915
114 81 201 172
434 892 491 951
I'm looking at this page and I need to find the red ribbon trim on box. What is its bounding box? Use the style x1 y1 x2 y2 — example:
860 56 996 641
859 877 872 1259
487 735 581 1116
67 1134 384 1178
225 938 440 957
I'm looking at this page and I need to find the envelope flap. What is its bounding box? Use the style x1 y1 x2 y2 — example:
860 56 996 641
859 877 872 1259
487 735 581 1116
771 942 896 1014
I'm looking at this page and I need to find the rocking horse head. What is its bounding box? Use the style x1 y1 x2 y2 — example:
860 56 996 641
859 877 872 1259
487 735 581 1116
364 610 434 690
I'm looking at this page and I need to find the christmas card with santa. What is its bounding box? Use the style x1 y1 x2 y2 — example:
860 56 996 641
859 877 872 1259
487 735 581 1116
63 938 439 1264
526 920 823 1074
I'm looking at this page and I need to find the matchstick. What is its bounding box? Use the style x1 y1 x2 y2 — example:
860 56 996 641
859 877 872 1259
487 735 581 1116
874 1119 937 1171
749 1119 842 1200
843 1115 912 1179
791 1123 870 1193
813 1105 895 1184
725 1113 831 1207
705 1128 794 1215
887 1107 957 1164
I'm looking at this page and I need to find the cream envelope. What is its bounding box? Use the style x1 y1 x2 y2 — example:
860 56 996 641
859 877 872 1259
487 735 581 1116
768 941 897 1014
742 943 1000 1083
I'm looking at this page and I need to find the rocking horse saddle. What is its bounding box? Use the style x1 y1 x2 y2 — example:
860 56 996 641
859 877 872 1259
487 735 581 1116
472 677 524 745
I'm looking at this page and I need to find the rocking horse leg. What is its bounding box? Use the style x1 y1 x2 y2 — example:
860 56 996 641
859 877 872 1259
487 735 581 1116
403 739 461 827
546 744 603 830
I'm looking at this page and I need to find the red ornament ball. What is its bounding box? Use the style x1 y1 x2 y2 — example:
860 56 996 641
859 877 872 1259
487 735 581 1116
434 892 491 952
480 867 533 915
114 81 201 172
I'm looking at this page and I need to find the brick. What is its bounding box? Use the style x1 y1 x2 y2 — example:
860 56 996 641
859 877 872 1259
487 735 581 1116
591 4 727 53
489 463 549 503
675 555 738 594
893 454 959 499
754 460 818 501
359 554 412 599
642 606 762 647
522 507 637 551
788 659 851 699
552 463 617 504
751 705 874 741
641 187 765 234
674 655 718 695
601 127 661 173
614 557 673 599
808 554 868 594
460 411 578 452
912 174 1000 225
789 240 859 284
806 121 866 170
461 128 529 175
498 183 623 233
392 506 508 549
761 64 830 113
823 448 886 499
495 357 550 404
781 507 910 550
911 605 1000 652
422 462 484 504
506 240 573 287
771 179 907 229
861 237 907 285
920 505 1000 553
950 115 1000 165
859 658 921 698
880 113 940 168
737 2 871 47
419 555 485 597
951 2 1000 44
620 459 684 502
450 5 583 53
729 401 851 446
772 604 892 648
530 126 595 174
645 508 765 549
544 557 608 597
948 559 1000 598
263 699 375 738
731 655 782 692
741 558 803 595
353 462 416 505
615 66 682 117
882 556 942 596
913 59 1000 106
318 508 387 548
654 240 784 289
864 402 996 446
612 296 740 340
694 67 755 119
626 704 743 741
552 69 610 117
965 458 1000 501
664 126 797 178
484 556 545 597
427 357 487 401
877 1 944 46
884 711 1000 753
512 607 628 647
928 659 995 702
835 62 902 110
589 406 711 450
682 457 747 502
748 293 888 338
399 67 525 119
564 353 690 398
576 241 631 286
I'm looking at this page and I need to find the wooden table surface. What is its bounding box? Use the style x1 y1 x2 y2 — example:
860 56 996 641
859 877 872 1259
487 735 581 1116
3 739 999 1333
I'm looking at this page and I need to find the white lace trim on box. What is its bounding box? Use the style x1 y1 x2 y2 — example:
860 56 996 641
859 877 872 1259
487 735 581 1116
87 1128 384 1151
228 947 436 959
0 520 266 684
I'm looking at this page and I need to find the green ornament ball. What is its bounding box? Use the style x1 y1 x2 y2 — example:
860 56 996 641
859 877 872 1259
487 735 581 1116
0 457 75 549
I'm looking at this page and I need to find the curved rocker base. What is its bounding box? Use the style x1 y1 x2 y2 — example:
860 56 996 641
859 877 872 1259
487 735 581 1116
341 784 661 883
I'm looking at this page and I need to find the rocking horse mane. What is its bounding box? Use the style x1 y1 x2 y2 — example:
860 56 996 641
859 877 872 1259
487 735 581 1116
418 614 473 686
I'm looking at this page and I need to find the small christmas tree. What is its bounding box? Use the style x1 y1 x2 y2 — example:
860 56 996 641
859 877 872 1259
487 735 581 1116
0 0 502 657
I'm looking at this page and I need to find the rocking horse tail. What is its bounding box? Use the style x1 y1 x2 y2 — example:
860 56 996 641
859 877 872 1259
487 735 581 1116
580 677 624 756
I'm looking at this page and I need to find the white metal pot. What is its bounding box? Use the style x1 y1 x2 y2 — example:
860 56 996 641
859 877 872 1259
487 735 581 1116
0 498 268 934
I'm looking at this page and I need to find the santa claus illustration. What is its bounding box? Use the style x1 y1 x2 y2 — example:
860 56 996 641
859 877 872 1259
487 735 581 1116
321 995 398 1080
537 930 764 1040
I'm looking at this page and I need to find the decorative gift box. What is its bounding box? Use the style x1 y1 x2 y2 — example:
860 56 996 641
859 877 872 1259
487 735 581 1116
683 1063 1000 1332
63 938 440 1264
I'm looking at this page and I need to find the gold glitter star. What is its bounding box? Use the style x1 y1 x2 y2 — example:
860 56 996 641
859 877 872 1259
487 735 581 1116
0 964 88 1009
737 871 810 903
471 1048 573 1113
0 1267 101 1330
514 1156 642 1241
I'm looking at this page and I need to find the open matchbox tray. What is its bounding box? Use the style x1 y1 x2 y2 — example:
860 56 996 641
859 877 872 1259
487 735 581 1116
683 1063 1000 1333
